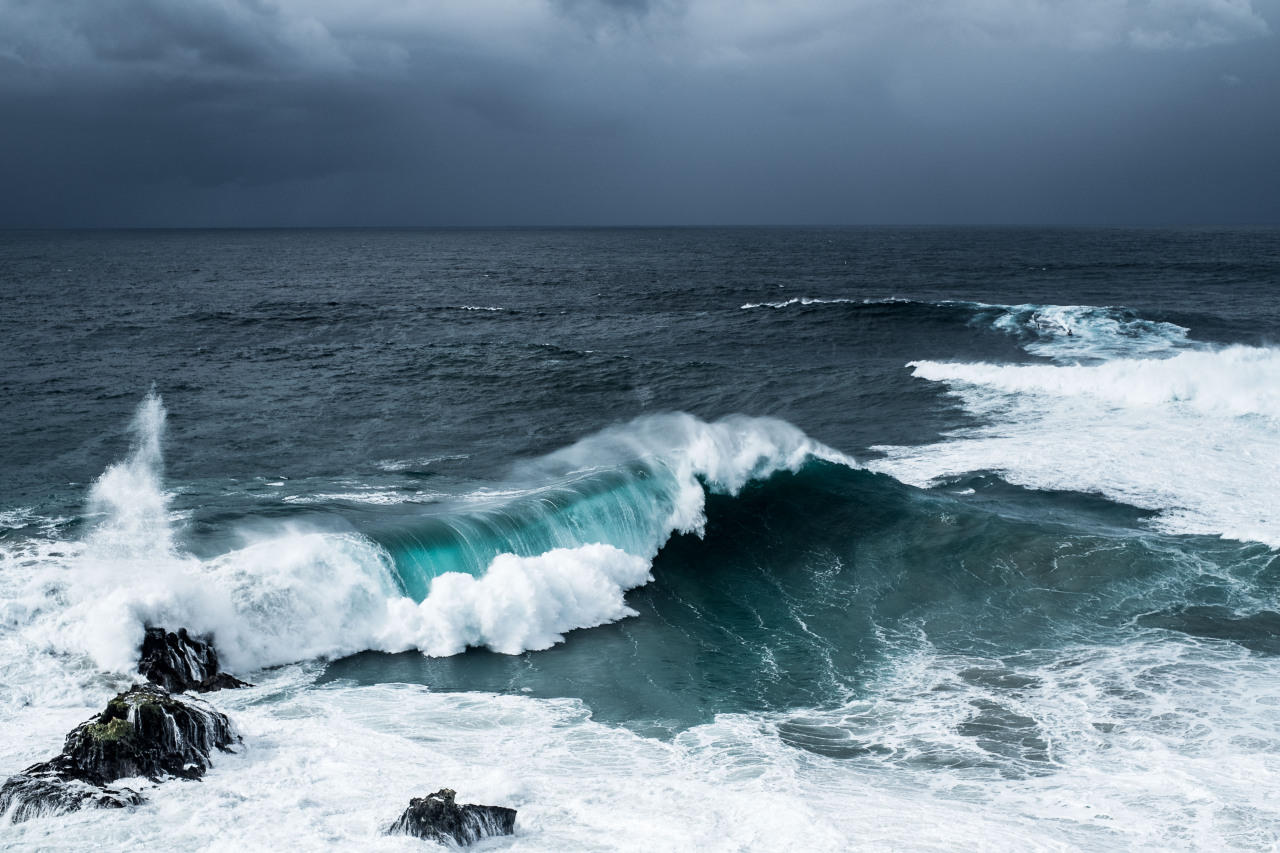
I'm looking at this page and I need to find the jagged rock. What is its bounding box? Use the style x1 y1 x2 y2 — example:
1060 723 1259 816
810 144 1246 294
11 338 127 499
0 771 144 823
388 789 516 846
0 683 237 823
138 627 251 693
61 683 237 783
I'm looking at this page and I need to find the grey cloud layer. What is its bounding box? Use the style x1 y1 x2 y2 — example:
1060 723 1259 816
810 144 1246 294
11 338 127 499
1 0 1277 225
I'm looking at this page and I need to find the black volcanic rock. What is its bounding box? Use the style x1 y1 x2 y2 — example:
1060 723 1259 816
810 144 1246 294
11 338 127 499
60 683 237 783
0 771 144 823
138 627 251 693
0 683 238 823
388 789 517 845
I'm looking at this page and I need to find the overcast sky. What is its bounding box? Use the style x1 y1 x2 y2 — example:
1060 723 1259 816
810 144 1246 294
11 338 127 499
1 0 1278 226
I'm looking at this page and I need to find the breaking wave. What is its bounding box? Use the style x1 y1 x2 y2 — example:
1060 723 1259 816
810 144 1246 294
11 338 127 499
17 399 855 675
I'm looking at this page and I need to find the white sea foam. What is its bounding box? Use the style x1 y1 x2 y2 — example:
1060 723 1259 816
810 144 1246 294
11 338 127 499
874 308 1280 545
4 636 1277 851
376 454 469 472
915 345 1280 418
0 509 39 532
378 545 652 656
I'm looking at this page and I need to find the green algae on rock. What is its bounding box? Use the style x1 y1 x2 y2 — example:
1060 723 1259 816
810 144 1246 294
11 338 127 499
0 683 238 823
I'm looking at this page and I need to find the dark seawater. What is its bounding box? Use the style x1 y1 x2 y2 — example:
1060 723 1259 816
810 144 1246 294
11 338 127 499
2 227 1280 850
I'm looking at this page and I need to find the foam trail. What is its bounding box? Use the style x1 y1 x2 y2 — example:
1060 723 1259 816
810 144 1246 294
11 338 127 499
740 297 859 309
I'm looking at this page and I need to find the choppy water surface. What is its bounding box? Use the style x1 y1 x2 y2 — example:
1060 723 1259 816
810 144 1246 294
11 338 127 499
3 227 1280 850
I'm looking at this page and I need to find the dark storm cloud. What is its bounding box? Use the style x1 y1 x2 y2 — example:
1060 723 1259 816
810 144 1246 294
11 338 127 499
0 0 1277 225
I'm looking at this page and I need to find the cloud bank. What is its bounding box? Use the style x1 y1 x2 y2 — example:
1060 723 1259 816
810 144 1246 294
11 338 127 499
0 0 1276 225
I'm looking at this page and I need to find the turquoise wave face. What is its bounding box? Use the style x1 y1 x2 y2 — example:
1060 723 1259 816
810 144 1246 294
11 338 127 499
363 411 850 602
328 460 1275 742
372 464 679 600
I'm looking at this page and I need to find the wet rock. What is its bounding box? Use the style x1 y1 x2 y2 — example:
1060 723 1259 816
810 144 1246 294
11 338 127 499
0 771 143 823
61 682 238 783
388 788 517 846
0 683 237 823
139 627 251 693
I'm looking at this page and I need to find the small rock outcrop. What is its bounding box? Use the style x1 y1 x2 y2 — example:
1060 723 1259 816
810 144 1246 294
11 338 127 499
388 789 517 846
0 683 237 823
138 627 251 693
0 772 143 824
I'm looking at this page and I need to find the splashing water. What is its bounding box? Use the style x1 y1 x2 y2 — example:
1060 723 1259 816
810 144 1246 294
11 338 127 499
85 390 173 561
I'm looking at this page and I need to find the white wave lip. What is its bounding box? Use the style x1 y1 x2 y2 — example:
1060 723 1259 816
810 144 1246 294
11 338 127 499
876 342 1280 546
21 398 855 676
531 411 855 540
380 544 652 656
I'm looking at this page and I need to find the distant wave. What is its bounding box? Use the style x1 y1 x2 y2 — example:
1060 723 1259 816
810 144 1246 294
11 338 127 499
987 303 1191 361
741 297 1193 362
741 297 863 309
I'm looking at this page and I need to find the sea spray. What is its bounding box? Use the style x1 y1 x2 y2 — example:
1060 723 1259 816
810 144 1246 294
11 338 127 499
85 390 173 562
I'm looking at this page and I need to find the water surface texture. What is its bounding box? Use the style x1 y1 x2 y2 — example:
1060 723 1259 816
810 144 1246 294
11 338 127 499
3 227 1280 850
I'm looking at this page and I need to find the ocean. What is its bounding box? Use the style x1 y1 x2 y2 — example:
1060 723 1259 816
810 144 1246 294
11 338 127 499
2 226 1279 850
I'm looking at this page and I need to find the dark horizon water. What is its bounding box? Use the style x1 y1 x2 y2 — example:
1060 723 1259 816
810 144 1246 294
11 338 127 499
3 226 1280 851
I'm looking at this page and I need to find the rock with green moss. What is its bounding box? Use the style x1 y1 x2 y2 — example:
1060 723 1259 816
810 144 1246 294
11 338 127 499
0 683 238 823
62 682 237 784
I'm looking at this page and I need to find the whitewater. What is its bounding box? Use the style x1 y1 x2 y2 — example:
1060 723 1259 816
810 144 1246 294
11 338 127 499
3 227 1279 851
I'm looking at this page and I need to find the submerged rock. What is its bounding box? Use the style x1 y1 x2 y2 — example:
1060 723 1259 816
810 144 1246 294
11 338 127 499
138 627 251 693
0 683 237 823
388 789 517 846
